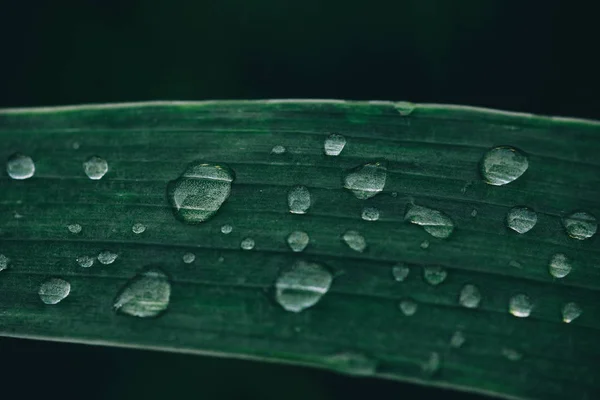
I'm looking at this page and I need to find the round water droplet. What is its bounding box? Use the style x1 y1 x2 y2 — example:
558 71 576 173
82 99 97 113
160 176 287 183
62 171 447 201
509 294 533 318
392 264 410 282
324 133 346 156
241 237 255 250
83 156 108 180
182 252 195 264
67 224 82 234
548 253 571 278
221 224 233 234
395 101 416 116
562 302 582 323
343 162 387 200
98 250 118 265
450 331 466 349
288 186 311 214
470 209 478 217
480 146 528 186
0 254 10 272
562 211 597 240
76 255 94 268
459 284 481 309
287 231 310 252
342 230 367 252
39 278 70 305
502 348 522 361
423 266 447 286
506 206 537 234
420 240 430 249
6 153 35 180
113 268 171 318
275 260 333 313
271 145 286 154
399 299 418 316
167 162 235 224
132 223 146 234
404 204 455 239
361 206 380 221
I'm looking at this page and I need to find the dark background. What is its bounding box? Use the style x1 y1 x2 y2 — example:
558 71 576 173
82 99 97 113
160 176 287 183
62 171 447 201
0 0 598 399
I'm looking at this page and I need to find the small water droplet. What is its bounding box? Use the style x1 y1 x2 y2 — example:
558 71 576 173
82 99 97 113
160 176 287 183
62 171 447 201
132 223 146 234
506 206 537 234
509 260 522 269
502 348 522 361
404 204 455 239
361 206 380 221
398 299 418 316
450 331 466 348
342 230 367 252
395 101 416 116
271 145 286 154
459 284 481 309
67 224 82 234
287 231 310 252
509 294 533 318
221 224 233 234
275 260 333 313
343 162 387 200
562 211 597 240
72 142 80 150
113 268 171 318
167 162 235 224
392 264 410 282
562 302 582 323
39 278 70 305
241 237 255 250
288 186 311 214
480 146 528 186
98 250 118 265
76 255 94 268
420 240 430 249
391 191 398 198
325 352 377 376
6 153 35 180
549 253 571 279
470 209 478 217
83 156 108 180
324 133 346 156
0 254 10 272
422 352 441 376
182 252 196 264
423 266 447 286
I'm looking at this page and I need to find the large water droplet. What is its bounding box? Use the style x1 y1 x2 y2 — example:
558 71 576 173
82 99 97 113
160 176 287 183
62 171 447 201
509 294 533 318
76 255 94 268
167 162 235 224
480 146 528 186
98 250 118 265
562 302 582 323
342 230 367 252
182 252 196 264
113 268 171 318
562 211 597 240
404 204 455 239
241 237 255 250
132 223 146 234
0 254 10 272
450 331 466 349
221 224 233 234
287 231 310 252
271 145 286 154
423 266 447 286
548 253 571 278
506 206 537 234
392 264 410 282
83 156 108 180
324 133 346 156
274 260 333 313
39 278 71 305
343 162 387 200
361 206 380 221
7 153 35 180
398 299 418 316
68 223 82 234
288 186 311 214
459 284 481 309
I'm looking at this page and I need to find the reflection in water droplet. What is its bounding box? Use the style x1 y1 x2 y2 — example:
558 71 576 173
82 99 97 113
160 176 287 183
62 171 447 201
480 146 528 186
361 206 380 221
83 156 108 180
422 352 441 376
399 299 418 316
241 238 255 250
459 284 481 309
68 224 82 234
562 302 582 323
395 101 416 116
288 186 311 214
113 268 171 318
502 348 522 361
275 260 333 313
0 254 10 272
6 153 35 180
506 206 537 234
420 240 430 249
287 231 310 252
562 211 597 240
423 266 447 286
76 255 94 268
343 162 387 200
324 134 347 156
167 163 235 224
325 352 377 376
404 204 455 239
39 278 71 305
271 145 286 154
549 253 571 278
182 252 196 264
132 223 146 234
509 294 533 318
342 230 367 252
450 331 466 349
98 250 118 265
221 224 233 234
392 264 410 282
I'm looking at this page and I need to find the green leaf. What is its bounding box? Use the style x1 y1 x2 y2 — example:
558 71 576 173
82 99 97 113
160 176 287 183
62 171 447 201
0 100 599 400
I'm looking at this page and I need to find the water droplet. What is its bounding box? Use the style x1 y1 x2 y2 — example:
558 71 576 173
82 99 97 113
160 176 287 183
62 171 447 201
287 231 310 252
509 294 533 318
325 352 377 376
502 348 522 361
398 299 418 316
404 204 455 239
422 352 441 375
470 209 478 217
113 268 171 318
6 153 35 180
423 266 447 286
275 260 333 313
67 224 82 234
549 253 571 279
506 206 537 234
324 133 346 156
221 224 233 234
392 264 410 282
132 223 146 234
343 162 387 200
182 252 196 264
562 302 582 323
395 101 416 116
288 185 311 214
459 284 481 309
450 331 466 348
39 278 70 305
167 162 235 224
361 206 380 221
271 145 286 154
76 255 94 268
0 254 10 272
98 250 118 265
562 211 597 240
83 156 108 180
509 260 522 269
420 240 430 249
480 146 528 186
342 230 367 252
241 237 255 250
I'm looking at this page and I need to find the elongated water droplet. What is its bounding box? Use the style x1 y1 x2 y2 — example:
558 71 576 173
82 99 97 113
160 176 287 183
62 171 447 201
423 266 447 286
288 185 311 214
241 237 255 250
39 278 70 305
395 101 416 116
404 204 455 239
459 284 481 308
98 250 118 265
271 145 286 154
6 153 35 180
132 223 146 234
113 268 171 318
509 260 522 269
509 294 533 318
450 331 466 349
167 162 235 224
67 223 82 234
275 260 333 313
325 352 377 376
182 252 195 264
343 162 387 200
422 352 441 376
76 255 94 268
549 253 571 278
480 146 528 186
342 230 367 252
562 211 597 240
562 302 582 323
83 156 108 180
506 206 537 234
399 299 418 316
361 206 380 221
0 254 10 272
287 231 310 252
324 133 346 156
392 264 410 282
502 348 522 361
221 224 233 234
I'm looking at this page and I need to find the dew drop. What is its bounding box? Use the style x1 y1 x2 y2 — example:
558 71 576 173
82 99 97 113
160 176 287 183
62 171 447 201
221 224 233 234
459 284 481 309
113 268 171 318
287 231 310 252
470 209 478 217
67 223 82 234
361 206 380 221
398 299 418 316
288 186 311 214
392 264 410 282
502 348 522 361
83 156 108 180
0 254 10 272
167 162 235 224
509 260 522 269
509 294 533 318
420 240 430 249
132 223 146 234
395 101 416 116
548 253 571 279
274 260 333 313
423 266 447 286
271 145 286 154
76 255 94 268
480 146 528 186
38 278 70 305
241 237 255 250
343 162 387 200
98 250 118 265
506 206 537 234
342 230 367 252
182 252 196 264
324 133 346 156
404 204 455 239
562 302 582 323
422 352 441 376
6 153 35 180
325 352 377 376
562 211 597 240
450 331 466 349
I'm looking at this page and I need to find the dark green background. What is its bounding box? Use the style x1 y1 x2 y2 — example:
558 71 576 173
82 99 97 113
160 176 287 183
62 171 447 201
1 1 598 399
